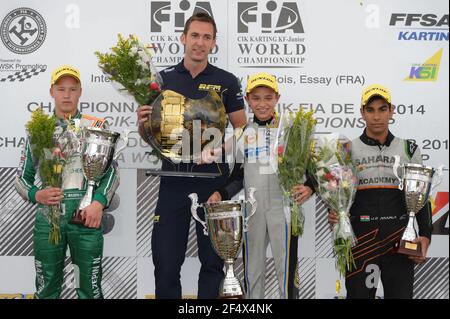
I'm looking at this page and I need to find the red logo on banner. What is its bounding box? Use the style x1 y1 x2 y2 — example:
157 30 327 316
431 192 449 235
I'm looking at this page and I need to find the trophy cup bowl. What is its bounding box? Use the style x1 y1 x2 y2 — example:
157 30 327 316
71 127 128 225
142 89 228 177
189 188 257 298
392 156 443 256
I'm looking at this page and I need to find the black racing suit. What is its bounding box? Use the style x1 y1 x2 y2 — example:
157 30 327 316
345 130 432 299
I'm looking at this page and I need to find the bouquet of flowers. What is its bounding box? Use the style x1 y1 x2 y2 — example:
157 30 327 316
308 134 358 277
275 109 316 237
95 34 163 105
26 109 76 245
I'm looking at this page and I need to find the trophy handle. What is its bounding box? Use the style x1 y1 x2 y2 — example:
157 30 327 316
188 193 208 235
431 165 444 192
393 155 403 190
227 125 245 178
113 129 130 161
78 180 96 211
244 187 257 232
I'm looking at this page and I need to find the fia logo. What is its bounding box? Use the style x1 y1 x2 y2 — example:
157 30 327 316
0 7 46 54
237 1 304 33
150 0 214 33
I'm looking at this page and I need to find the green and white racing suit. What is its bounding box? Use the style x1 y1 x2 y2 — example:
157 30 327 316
15 111 120 299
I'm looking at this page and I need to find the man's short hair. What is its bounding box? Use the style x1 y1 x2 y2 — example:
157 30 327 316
183 12 217 39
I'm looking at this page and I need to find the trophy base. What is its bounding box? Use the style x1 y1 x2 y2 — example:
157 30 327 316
393 239 423 257
218 294 245 299
218 276 245 299
69 210 86 226
145 170 220 178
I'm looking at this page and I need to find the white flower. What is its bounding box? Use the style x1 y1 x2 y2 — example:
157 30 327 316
73 119 81 128
129 47 138 56
316 161 325 168
138 50 150 64
143 47 153 57
135 79 142 86
142 77 151 85
316 169 325 177
138 60 149 71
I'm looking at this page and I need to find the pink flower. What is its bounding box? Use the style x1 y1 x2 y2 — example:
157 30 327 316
325 180 338 192
342 169 353 179
277 145 285 156
52 147 62 158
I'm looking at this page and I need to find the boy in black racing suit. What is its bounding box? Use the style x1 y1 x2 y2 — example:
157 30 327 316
328 84 432 299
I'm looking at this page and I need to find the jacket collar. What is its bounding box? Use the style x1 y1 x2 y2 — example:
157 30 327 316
253 115 274 126
175 59 213 76
360 129 395 147
54 110 81 126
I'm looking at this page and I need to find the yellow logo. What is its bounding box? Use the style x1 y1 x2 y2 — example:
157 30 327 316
198 84 221 92
405 48 443 82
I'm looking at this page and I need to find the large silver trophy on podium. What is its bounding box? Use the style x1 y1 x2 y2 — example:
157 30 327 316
71 127 129 225
189 188 257 299
392 156 443 256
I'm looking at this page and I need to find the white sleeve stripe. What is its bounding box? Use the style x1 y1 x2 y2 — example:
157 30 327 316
103 168 115 195
18 141 34 189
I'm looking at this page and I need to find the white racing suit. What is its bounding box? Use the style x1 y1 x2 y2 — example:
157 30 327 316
218 118 313 299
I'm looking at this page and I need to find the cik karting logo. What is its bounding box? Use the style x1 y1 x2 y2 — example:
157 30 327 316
389 13 448 41
405 49 443 82
235 1 306 68
0 7 46 54
431 192 449 235
149 1 218 67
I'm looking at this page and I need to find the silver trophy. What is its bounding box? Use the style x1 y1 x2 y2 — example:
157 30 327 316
71 127 129 225
188 188 257 298
392 156 443 256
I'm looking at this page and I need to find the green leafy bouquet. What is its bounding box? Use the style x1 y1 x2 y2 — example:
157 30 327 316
275 109 316 237
95 34 163 105
308 134 357 277
26 109 65 244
